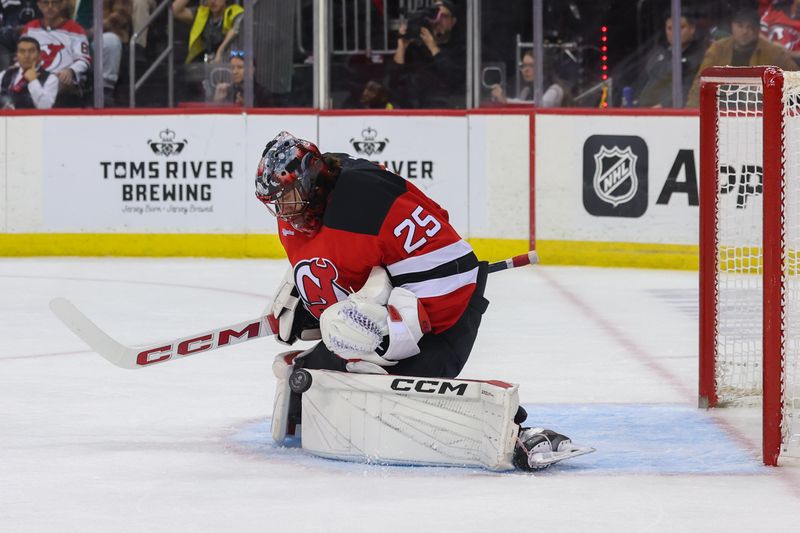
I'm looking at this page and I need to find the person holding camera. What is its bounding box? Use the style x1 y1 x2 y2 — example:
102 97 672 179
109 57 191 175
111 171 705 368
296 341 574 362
389 0 465 108
0 36 58 109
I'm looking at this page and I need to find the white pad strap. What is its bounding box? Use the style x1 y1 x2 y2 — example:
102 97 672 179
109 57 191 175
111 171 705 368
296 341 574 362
271 349 310 443
382 287 429 361
299 370 520 470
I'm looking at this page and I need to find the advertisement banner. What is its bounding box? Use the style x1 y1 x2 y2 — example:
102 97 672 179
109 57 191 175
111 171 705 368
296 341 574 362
318 115 469 234
536 114 701 245
43 115 248 232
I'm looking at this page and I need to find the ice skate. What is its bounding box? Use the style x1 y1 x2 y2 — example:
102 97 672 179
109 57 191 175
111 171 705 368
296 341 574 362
513 427 595 471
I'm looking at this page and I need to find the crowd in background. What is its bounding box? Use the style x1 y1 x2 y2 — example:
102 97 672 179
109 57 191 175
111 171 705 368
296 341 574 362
0 0 799 110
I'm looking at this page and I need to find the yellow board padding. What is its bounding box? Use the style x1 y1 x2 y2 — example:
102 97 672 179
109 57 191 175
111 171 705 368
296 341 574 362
0 233 286 258
535 240 700 271
0 234 530 262
0 234 704 271
467 238 530 264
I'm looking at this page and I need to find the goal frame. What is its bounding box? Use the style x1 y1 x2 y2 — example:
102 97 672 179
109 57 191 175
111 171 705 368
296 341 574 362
698 66 786 466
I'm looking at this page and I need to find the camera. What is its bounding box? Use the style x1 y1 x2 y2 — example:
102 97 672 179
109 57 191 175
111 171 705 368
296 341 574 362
401 6 440 43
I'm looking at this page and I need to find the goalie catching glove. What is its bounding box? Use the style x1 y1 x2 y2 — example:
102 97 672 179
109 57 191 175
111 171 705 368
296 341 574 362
270 267 322 345
320 266 431 373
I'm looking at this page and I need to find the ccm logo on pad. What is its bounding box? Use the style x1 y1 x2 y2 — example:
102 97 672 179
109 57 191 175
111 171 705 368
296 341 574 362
390 378 468 396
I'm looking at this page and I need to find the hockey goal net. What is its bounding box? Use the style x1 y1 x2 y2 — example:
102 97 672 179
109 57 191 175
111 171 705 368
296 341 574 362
699 67 800 466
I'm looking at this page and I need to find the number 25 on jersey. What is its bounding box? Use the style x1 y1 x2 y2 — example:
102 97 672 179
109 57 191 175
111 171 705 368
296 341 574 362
393 206 442 253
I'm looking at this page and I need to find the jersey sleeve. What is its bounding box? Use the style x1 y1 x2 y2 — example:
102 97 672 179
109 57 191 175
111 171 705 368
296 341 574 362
67 24 92 75
378 185 477 333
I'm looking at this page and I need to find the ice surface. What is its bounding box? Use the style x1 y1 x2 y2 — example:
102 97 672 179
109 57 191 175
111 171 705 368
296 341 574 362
1 258 799 532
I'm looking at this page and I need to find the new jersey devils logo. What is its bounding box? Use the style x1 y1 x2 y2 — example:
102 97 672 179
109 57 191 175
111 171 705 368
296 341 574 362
294 258 349 318
39 44 65 70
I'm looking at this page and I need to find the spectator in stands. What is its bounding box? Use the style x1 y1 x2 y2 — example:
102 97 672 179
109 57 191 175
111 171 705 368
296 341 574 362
389 0 465 108
0 0 40 70
637 13 706 108
687 8 798 106
489 50 566 107
131 0 155 49
761 0 800 62
212 50 274 107
173 0 243 64
22 0 91 106
71 0 132 104
0 35 58 108
359 80 393 109
100 0 131 104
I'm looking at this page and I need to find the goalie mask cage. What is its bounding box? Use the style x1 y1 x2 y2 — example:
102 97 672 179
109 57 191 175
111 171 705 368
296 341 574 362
699 66 800 466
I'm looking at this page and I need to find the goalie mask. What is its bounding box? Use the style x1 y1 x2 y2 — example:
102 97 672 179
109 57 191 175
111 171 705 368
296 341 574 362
255 131 329 235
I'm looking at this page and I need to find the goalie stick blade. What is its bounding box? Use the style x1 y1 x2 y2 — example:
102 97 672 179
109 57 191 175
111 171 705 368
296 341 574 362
49 297 137 369
49 297 278 370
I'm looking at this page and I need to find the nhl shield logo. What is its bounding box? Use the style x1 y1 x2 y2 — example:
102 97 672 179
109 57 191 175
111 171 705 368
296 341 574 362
582 135 648 218
593 146 638 207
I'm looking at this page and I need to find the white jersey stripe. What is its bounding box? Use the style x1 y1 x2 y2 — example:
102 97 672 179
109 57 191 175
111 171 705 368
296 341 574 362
386 239 474 276
398 267 479 299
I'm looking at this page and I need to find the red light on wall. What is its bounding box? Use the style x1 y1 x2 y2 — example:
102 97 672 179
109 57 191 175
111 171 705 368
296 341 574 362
600 23 609 85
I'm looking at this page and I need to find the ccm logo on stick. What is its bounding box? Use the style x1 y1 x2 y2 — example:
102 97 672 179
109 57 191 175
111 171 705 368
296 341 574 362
135 321 264 366
390 378 468 396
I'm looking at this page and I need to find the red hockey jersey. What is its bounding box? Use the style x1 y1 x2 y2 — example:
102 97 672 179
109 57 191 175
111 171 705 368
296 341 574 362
279 156 478 334
761 7 800 52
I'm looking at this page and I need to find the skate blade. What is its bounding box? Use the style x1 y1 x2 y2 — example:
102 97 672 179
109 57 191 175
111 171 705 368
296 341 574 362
529 444 595 468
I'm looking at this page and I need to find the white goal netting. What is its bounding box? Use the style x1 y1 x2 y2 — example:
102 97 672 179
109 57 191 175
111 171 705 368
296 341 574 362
782 72 800 457
714 73 800 458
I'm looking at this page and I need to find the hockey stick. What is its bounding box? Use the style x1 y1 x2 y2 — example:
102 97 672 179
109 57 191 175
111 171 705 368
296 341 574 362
49 298 278 370
50 250 539 370
487 250 539 274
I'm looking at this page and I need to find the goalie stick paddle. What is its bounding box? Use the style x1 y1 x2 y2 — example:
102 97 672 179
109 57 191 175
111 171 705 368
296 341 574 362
50 250 538 370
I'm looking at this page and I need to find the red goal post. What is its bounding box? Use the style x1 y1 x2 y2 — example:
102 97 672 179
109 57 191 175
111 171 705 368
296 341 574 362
699 66 800 466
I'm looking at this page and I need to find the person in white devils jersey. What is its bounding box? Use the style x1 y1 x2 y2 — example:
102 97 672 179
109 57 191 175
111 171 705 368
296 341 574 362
255 131 587 470
21 0 91 107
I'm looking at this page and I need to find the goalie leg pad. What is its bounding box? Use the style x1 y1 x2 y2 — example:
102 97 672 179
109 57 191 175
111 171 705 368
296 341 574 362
297 369 521 470
271 349 311 443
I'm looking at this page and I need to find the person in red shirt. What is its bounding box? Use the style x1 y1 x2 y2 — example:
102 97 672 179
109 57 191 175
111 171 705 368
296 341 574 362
255 131 578 471
761 0 800 62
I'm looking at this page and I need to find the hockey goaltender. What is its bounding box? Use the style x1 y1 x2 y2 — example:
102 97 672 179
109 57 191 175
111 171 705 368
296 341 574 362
255 131 593 471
